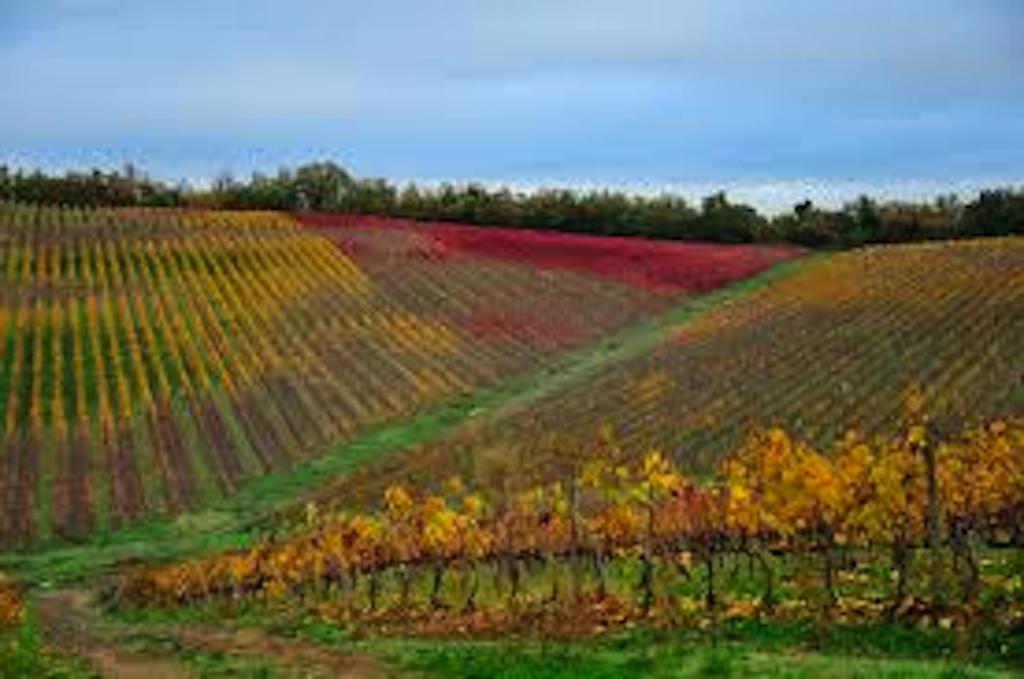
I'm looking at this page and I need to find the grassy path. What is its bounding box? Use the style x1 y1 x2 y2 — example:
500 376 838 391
36 588 393 678
36 589 191 678
0 254 824 586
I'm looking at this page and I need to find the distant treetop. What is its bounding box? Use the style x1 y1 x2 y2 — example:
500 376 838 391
1 162 1021 248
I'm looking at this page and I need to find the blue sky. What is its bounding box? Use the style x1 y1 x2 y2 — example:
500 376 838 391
2 1 1022 209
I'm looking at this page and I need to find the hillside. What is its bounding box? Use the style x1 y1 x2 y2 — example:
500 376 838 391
0 204 797 546
327 236 1024 505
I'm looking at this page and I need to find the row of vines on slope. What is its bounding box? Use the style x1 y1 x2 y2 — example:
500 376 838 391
116 411 1024 635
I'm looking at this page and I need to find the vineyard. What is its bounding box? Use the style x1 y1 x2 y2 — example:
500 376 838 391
324 236 1024 507
7 0 1024 668
0 204 798 546
116 414 1024 638
1 203 1021 674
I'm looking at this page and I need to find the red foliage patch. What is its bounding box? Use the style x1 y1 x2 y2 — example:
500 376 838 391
295 213 804 292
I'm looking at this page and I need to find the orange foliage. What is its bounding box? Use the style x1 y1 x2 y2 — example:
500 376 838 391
117 416 1024 613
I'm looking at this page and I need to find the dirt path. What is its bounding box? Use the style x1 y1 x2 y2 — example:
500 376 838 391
36 588 394 678
37 589 189 678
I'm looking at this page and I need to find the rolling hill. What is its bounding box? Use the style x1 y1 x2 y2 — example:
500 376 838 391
0 204 796 546
327 235 1024 505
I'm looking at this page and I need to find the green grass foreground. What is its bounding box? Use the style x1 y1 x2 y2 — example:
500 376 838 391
372 637 1017 679
358 618 1023 677
0 614 94 678
108 588 1024 678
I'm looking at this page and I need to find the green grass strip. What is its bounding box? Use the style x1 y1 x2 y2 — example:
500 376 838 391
363 625 1018 679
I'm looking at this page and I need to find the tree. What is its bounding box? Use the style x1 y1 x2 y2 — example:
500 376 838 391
694 192 766 243
292 161 354 211
961 189 1024 237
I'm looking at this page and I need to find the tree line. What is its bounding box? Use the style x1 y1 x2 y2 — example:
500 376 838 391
2 162 1022 248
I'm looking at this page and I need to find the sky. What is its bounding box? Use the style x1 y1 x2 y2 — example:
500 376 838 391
2 0 1023 211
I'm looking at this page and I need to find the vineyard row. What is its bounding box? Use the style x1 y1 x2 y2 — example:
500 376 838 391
117 414 1024 629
